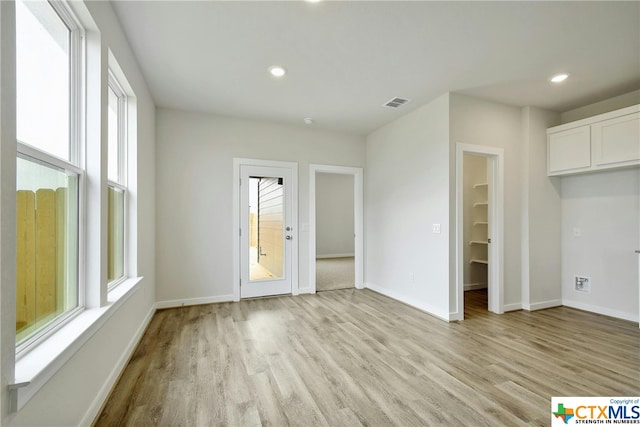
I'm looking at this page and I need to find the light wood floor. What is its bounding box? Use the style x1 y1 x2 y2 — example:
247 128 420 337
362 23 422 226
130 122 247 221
95 289 640 427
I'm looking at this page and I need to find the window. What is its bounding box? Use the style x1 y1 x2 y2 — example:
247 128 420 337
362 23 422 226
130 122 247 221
15 156 79 345
9 0 143 409
107 72 127 286
107 83 122 183
15 0 83 348
16 0 72 161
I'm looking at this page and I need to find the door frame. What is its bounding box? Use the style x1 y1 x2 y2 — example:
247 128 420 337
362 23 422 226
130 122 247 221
232 158 298 301
454 143 504 319
309 164 364 293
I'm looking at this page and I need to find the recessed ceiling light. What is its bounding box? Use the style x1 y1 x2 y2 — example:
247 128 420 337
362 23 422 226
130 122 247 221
304 117 314 125
305 0 322 3
269 65 287 78
550 73 569 83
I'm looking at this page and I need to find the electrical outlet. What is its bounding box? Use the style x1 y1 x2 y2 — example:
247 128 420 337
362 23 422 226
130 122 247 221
575 276 590 293
432 224 441 234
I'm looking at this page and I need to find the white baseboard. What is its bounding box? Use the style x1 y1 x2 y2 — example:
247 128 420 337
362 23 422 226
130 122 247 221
297 287 314 295
364 282 450 322
452 302 523 318
449 311 463 321
562 299 639 323
155 294 234 309
464 283 487 291
80 303 156 426
503 303 522 312
525 299 562 311
316 253 355 259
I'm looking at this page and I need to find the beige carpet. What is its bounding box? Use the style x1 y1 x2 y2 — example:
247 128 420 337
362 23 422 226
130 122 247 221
316 257 355 291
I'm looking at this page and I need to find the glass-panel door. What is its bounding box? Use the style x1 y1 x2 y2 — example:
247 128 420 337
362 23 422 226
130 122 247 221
240 165 293 298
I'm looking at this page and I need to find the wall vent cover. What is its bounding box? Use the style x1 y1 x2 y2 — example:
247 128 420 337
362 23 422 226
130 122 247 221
383 97 411 108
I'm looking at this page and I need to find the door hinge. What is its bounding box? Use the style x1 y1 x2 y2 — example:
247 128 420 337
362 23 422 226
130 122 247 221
239 228 242 236
488 238 492 243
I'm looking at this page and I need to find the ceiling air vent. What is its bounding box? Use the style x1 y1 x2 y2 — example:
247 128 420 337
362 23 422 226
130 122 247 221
383 97 411 108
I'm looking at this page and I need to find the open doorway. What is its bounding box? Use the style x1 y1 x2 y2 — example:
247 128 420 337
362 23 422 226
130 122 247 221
463 154 489 315
309 165 364 293
454 144 504 320
315 173 355 291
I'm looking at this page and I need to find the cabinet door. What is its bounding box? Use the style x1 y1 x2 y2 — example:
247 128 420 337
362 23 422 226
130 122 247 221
548 125 591 175
592 112 640 168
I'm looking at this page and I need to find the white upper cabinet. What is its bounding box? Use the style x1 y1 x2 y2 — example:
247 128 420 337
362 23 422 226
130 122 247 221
548 126 591 174
592 112 640 168
547 105 640 176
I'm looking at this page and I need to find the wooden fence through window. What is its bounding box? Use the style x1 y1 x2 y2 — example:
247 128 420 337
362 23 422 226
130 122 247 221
16 188 67 334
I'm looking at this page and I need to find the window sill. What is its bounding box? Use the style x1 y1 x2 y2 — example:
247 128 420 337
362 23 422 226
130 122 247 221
11 277 143 412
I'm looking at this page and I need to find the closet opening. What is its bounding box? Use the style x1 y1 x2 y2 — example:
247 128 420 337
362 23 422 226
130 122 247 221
455 143 504 320
463 154 490 316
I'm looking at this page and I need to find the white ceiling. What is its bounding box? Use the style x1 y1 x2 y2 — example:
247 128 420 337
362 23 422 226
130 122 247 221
112 1 640 135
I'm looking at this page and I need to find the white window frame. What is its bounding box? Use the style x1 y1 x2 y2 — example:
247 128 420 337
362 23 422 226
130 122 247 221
107 69 127 186
106 66 129 290
15 146 85 357
14 0 87 357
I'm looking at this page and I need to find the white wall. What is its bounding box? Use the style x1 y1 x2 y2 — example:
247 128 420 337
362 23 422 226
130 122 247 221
365 94 451 320
520 107 562 310
463 154 488 288
4 1 156 425
449 93 523 313
560 90 640 124
556 91 640 322
315 173 354 258
561 169 639 322
155 108 365 303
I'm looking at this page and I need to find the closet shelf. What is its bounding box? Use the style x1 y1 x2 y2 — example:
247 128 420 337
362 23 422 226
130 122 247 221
469 180 489 269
